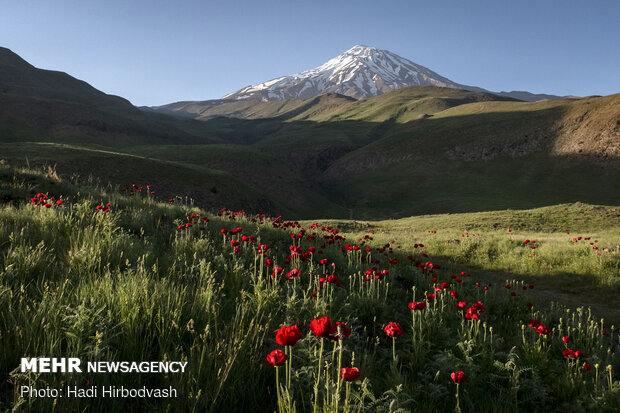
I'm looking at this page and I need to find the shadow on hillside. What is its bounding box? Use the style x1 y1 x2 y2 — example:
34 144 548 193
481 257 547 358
345 231 620 323
2 95 619 219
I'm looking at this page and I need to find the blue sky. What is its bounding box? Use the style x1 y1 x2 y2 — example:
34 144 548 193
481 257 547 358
1 0 618 106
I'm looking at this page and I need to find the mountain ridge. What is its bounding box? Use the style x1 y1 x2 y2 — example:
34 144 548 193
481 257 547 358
217 45 564 104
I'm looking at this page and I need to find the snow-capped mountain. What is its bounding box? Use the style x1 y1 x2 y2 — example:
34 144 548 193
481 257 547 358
223 45 478 101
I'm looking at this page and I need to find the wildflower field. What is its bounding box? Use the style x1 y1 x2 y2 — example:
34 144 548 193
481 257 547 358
0 162 618 412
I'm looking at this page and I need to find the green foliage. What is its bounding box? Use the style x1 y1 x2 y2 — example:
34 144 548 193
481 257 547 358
0 164 618 412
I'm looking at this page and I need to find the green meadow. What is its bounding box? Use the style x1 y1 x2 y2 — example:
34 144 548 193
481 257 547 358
1 163 618 412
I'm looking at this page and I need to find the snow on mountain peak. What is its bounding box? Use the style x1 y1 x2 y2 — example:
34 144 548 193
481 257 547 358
222 45 466 101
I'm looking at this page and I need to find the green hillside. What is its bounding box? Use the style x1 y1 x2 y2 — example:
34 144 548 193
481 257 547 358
1 47 619 219
0 163 618 412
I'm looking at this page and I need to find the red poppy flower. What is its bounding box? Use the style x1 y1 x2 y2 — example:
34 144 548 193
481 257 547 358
456 301 467 310
286 268 300 279
450 290 459 299
583 362 591 371
451 371 467 384
310 317 332 338
472 301 485 312
528 319 541 328
562 336 570 344
574 350 583 358
384 322 403 337
535 324 550 335
408 301 426 311
266 349 287 367
562 348 575 358
464 308 479 320
276 325 302 346
340 367 360 382
265 259 273 268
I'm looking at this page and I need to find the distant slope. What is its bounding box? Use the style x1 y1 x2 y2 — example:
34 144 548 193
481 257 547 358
0 46 136 113
0 47 227 145
319 94 620 218
150 86 518 122
149 97 313 120
495 90 570 102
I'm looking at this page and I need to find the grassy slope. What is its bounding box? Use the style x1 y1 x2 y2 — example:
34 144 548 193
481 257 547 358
0 143 346 218
153 87 517 123
1 164 618 412
309 203 620 320
322 94 620 218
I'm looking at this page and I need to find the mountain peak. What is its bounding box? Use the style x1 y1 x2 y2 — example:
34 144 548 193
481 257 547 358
221 45 562 102
344 44 378 55
223 45 464 101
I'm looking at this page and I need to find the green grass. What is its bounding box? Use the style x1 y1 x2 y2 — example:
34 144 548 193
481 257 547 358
0 142 347 219
0 163 618 412
311 204 620 320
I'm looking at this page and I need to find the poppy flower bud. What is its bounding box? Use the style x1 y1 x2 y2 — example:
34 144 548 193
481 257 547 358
329 321 351 341
451 371 467 384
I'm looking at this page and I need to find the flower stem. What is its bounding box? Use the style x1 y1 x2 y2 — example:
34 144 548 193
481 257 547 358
392 337 397 363
276 366 281 407
313 339 324 413
288 346 293 389
335 341 343 412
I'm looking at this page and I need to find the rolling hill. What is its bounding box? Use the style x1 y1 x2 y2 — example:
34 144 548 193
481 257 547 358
0 47 618 219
